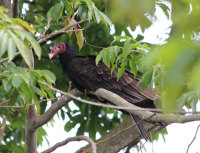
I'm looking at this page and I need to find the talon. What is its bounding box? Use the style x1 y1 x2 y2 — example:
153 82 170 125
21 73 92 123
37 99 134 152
84 89 88 95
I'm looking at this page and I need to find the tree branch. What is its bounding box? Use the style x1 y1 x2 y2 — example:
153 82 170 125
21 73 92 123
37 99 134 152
37 17 92 44
42 135 96 153
12 0 20 18
33 81 200 131
33 89 83 129
186 124 200 153
78 117 165 153
0 115 7 141
90 89 200 124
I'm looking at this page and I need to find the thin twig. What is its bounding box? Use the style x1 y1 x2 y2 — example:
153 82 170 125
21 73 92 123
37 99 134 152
72 10 78 19
186 124 200 153
42 19 52 36
37 18 92 44
96 114 155 146
0 115 6 141
0 52 20 64
0 97 60 109
137 141 148 153
42 135 96 153
84 37 105 49
0 18 92 64
0 100 9 106
68 81 72 92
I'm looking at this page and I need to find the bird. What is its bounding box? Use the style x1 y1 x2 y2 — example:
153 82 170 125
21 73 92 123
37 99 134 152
49 42 158 140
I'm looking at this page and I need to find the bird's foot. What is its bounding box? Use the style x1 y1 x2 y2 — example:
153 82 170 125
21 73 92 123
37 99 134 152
84 89 88 95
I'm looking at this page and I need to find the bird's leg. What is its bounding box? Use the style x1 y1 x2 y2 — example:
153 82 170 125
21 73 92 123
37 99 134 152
68 81 72 92
84 89 88 95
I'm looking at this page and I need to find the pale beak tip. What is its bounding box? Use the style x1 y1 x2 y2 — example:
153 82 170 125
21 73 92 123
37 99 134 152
49 53 54 59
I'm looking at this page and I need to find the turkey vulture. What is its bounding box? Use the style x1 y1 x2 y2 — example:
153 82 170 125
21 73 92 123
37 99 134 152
49 42 158 140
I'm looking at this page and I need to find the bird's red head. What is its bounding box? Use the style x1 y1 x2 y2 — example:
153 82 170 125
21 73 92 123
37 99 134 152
49 42 66 59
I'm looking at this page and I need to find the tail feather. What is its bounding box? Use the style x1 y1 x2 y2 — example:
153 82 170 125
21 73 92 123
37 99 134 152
130 113 150 141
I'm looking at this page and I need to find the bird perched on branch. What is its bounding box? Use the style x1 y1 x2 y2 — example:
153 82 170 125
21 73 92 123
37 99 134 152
49 42 158 140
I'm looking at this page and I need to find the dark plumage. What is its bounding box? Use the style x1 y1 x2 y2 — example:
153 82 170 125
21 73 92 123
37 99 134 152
49 42 158 140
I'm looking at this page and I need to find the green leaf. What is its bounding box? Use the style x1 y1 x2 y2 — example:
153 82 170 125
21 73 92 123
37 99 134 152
84 0 94 11
30 84 41 96
15 128 22 144
20 75 29 85
123 38 131 58
100 11 112 27
144 43 149 49
17 87 26 100
3 75 13 92
21 83 32 103
102 48 110 68
51 2 64 22
7 29 31 67
113 46 120 55
10 67 18 74
117 67 125 80
9 88 19 106
190 96 198 111
61 109 65 120
41 70 56 84
0 29 5 43
62 0 72 17
64 121 75 132
56 5 64 22
13 29 25 40
44 86 54 99
142 67 154 91
23 32 41 59
111 64 117 75
75 29 84 51
2 111 12 123
111 36 130 45
16 18 35 33
28 72 35 84
12 74 22 88
129 57 137 77
1 32 10 57
7 38 16 62
17 67 25 73
47 6 54 20
94 7 101 23
34 16 46 27
131 43 142 49
109 46 116 65
64 17 73 39
29 87 39 106
95 51 102 66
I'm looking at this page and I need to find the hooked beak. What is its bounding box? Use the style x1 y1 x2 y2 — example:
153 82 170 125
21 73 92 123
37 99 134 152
49 53 54 59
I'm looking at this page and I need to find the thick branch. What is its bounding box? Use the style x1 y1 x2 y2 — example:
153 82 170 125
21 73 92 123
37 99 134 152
12 0 20 18
78 117 166 153
33 89 82 129
42 135 96 153
90 89 200 124
34 84 200 131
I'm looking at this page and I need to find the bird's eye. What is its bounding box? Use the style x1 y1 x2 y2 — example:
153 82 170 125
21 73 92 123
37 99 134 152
56 47 59 51
58 46 61 49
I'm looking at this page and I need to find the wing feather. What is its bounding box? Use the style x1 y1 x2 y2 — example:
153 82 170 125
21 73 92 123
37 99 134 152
68 56 157 107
